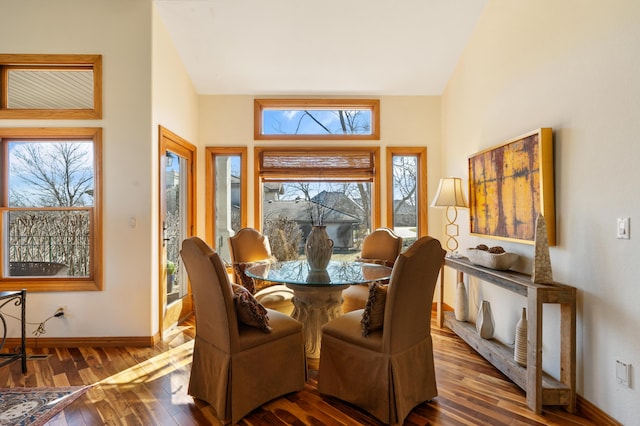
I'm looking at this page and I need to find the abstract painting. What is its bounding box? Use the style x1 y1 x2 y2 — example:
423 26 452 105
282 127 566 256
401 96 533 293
468 128 555 245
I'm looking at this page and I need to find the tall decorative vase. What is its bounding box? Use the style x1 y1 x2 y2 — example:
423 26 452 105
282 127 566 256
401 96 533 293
454 281 468 321
476 300 494 339
305 225 334 271
514 307 528 366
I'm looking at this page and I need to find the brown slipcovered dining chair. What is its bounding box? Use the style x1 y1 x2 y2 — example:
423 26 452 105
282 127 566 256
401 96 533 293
180 237 306 425
341 227 403 313
318 236 445 425
228 227 295 315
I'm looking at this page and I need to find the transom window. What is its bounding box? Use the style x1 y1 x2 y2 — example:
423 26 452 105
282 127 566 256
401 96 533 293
254 99 380 140
0 54 102 119
0 128 102 292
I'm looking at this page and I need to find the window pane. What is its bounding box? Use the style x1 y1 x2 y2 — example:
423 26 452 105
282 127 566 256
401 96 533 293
4 139 94 280
165 151 188 302
7 209 90 277
255 99 380 139
262 181 371 261
262 108 372 136
392 155 418 247
7 69 94 109
214 155 242 260
8 141 94 208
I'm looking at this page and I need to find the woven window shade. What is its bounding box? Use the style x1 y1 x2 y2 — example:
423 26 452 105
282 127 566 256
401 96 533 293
259 150 375 180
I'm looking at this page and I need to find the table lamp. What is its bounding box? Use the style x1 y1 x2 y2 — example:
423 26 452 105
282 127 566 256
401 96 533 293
430 177 468 255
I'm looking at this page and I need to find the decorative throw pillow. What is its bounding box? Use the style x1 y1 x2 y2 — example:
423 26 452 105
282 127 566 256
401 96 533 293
231 284 271 333
232 262 257 294
361 281 388 337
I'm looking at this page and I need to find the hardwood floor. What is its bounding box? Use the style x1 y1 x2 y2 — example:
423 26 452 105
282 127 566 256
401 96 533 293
0 314 596 426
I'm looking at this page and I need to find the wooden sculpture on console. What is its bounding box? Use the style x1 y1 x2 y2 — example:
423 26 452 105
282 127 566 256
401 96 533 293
532 214 553 284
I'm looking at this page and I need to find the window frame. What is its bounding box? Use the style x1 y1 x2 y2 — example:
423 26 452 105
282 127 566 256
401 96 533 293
0 54 102 120
254 146 381 232
254 98 380 140
205 147 248 247
0 127 103 292
386 146 428 238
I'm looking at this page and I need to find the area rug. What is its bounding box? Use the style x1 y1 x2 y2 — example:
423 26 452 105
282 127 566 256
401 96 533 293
0 386 88 426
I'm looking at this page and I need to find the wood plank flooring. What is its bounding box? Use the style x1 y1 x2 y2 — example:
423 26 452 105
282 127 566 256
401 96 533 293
0 314 597 425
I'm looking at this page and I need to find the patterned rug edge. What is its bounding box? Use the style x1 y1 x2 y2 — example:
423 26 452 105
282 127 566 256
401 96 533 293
0 386 89 426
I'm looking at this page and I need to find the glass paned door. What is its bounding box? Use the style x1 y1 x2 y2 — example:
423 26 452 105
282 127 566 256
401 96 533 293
164 151 188 304
159 126 195 335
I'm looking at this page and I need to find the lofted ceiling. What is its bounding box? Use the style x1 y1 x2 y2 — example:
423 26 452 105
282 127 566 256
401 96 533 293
154 0 487 96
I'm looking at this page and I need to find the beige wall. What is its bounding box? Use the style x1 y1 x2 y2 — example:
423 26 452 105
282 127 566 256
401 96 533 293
197 95 442 232
0 0 156 337
442 1 640 423
152 4 200 333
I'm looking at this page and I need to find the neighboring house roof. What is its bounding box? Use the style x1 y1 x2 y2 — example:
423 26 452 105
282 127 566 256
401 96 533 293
393 200 418 227
264 182 284 194
263 199 360 225
311 191 365 219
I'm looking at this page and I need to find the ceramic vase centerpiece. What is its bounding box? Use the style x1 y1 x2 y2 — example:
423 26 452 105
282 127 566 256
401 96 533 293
305 225 334 271
476 300 495 339
514 307 528 366
454 281 468 321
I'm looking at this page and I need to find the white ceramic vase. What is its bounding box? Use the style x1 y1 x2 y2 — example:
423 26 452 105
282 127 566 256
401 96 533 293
476 300 495 339
304 225 334 271
454 281 468 321
514 307 528 366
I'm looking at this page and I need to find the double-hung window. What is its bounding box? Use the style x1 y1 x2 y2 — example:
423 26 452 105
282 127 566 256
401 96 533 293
0 128 102 291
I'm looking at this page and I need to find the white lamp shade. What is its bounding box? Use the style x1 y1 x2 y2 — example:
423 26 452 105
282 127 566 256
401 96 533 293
430 177 468 208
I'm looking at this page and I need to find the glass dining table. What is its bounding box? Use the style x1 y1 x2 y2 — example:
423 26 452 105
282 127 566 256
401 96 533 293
245 260 392 359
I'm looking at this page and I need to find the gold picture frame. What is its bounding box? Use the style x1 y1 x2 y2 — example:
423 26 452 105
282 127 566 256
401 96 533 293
468 128 555 245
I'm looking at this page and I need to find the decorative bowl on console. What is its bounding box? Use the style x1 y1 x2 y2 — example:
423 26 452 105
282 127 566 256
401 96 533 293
467 246 518 271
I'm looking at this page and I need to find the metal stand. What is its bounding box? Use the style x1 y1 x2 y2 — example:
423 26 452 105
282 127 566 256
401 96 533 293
0 289 27 373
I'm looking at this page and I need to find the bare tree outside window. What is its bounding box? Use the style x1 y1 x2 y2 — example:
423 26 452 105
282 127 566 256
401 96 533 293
391 154 419 246
265 109 371 136
7 141 94 277
255 99 380 140
9 142 94 207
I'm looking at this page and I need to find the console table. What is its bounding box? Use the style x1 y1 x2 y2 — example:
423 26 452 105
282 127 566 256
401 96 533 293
0 289 27 373
438 257 576 414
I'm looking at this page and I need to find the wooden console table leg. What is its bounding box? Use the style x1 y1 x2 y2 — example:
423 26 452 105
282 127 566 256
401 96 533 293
527 288 543 414
561 293 577 412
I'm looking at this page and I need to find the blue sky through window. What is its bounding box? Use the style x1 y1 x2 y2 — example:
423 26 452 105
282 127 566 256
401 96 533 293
262 108 373 135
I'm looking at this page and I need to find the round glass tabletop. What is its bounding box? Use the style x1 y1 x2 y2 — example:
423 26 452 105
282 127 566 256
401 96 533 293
245 260 392 287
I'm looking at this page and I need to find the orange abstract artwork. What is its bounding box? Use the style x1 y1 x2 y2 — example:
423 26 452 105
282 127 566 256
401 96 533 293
468 128 555 245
